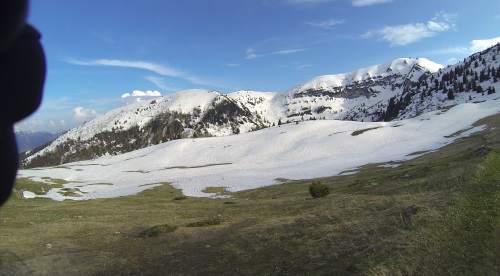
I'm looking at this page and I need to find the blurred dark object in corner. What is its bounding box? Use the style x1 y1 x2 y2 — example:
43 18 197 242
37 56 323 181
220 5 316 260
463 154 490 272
1 0 46 205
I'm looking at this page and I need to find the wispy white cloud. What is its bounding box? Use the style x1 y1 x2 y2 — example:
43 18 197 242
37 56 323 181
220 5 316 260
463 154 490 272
469 37 500 53
66 58 228 88
183 76 209 86
246 47 306 59
274 49 306 55
246 50 259 60
66 58 184 77
363 12 457 46
424 46 469 56
429 12 457 31
145 76 178 92
289 0 392 7
363 23 434 46
39 97 72 111
352 0 393 7
307 19 345 29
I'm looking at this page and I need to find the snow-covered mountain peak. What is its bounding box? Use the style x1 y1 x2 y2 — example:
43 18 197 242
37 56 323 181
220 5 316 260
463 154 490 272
155 89 221 113
283 58 443 98
382 58 443 74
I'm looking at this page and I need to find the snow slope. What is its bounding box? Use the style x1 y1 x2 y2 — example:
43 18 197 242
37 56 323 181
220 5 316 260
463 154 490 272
18 98 500 201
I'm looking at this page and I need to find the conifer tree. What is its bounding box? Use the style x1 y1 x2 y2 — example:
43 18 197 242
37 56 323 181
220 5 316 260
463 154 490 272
480 70 488 82
447 89 454 100
476 85 484 93
460 82 465 92
488 86 496 94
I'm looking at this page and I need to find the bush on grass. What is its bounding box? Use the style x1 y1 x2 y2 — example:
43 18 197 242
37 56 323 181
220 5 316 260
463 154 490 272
309 181 330 198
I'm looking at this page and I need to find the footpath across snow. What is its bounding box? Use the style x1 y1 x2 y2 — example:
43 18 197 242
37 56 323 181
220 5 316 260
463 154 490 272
18 99 500 200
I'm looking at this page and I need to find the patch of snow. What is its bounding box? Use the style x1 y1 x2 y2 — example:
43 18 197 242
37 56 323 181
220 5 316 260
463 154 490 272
378 163 401 168
22 191 37 199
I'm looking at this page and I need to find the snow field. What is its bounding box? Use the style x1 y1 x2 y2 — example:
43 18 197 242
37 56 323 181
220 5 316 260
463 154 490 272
18 99 500 201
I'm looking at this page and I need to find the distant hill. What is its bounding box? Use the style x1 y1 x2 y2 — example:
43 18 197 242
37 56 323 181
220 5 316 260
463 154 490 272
15 130 60 153
21 44 500 168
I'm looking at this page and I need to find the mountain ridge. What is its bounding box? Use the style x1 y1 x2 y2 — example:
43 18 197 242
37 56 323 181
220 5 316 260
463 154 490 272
21 44 500 168
282 57 442 95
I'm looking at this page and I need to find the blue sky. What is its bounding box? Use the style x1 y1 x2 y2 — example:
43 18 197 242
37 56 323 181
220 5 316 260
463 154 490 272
17 0 500 132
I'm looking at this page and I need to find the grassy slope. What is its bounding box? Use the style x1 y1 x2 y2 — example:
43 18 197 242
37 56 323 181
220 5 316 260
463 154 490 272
1 113 499 275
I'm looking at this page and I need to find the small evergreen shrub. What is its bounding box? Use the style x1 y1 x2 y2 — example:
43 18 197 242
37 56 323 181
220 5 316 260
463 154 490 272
309 181 330 198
